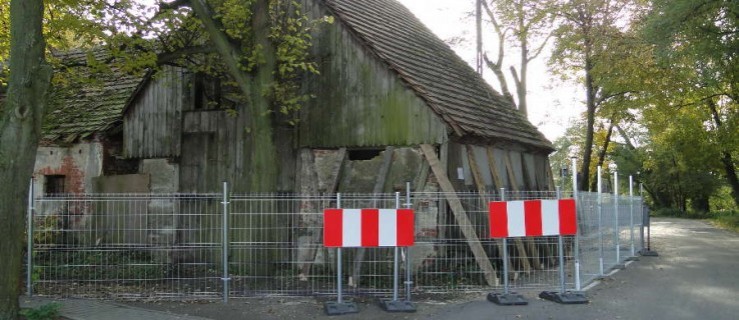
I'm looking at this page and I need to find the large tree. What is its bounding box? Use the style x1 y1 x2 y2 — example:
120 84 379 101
0 0 325 316
549 0 645 191
0 0 52 318
644 0 739 207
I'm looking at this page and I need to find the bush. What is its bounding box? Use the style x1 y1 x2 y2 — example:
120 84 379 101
20 302 61 320
652 207 685 217
711 210 739 232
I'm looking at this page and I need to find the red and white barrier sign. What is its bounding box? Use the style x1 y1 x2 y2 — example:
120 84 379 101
323 208 414 247
489 199 577 238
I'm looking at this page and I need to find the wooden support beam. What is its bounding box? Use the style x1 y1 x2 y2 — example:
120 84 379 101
503 151 520 192
466 145 487 193
545 159 556 191
421 144 498 286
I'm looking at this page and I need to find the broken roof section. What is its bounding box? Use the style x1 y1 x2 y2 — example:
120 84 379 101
322 0 553 151
43 48 145 143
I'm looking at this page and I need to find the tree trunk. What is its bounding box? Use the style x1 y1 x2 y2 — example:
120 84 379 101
590 120 614 191
188 0 278 192
707 100 739 207
0 0 53 319
517 4 528 117
580 51 597 191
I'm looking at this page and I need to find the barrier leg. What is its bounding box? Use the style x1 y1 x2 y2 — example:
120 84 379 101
539 235 588 304
380 192 416 312
639 210 659 257
325 193 359 316
380 247 416 312
487 238 527 305
325 248 359 315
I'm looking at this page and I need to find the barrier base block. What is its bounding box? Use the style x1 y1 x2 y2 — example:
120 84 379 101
639 249 659 257
626 256 640 261
379 299 417 313
612 263 626 270
539 291 589 304
324 301 359 316
487 292 528 306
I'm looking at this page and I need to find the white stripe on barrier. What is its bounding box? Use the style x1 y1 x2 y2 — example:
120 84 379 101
343 209 362 247
379 209 396 246
541 200 560 236
507 201 526 237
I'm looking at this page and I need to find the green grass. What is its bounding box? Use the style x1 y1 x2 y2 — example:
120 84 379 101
710 210 739 233
20 303 61 320
653 208 739 233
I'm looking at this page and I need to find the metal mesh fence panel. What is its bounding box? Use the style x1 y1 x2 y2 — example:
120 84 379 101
27 190 644 299
31 194 223 299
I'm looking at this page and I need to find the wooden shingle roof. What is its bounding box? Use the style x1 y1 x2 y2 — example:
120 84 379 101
322 0 553 151
43 49 144 143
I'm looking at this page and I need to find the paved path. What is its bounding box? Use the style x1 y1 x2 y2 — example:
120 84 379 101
426 218 739 320
20 296 212 320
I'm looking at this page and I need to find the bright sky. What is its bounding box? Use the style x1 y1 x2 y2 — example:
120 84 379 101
398 0 582 141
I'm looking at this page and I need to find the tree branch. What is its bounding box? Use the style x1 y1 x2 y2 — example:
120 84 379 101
157 45 214 64
159 0 191 11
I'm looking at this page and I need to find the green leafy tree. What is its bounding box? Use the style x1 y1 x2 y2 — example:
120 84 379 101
643 0 739 207
548 0 646 191
1 1 327 316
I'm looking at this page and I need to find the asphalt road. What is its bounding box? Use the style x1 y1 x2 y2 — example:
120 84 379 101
426 218 739 320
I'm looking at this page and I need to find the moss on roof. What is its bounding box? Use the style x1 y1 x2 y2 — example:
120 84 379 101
43 48 145 143
322 0 553 151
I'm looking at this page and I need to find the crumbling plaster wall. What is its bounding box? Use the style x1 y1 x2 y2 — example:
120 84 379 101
33 142 104 195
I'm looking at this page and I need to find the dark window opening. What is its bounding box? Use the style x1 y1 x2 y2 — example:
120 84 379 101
348 149 383 161
44 175 66 194
193 72 222 110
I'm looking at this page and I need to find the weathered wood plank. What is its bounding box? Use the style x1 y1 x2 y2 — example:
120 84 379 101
420 144 498 286
486 147 504 189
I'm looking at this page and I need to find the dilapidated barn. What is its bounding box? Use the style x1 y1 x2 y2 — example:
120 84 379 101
118 0 554 196
31 0 556 287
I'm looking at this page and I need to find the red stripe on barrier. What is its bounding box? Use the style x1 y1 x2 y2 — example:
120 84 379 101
489 201 508 238
324 208 343 247
361 209 379 247
396 209 415 246
524 200 543 236
559 199 577 235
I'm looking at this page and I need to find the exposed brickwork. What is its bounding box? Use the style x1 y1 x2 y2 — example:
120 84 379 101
36 154 85 194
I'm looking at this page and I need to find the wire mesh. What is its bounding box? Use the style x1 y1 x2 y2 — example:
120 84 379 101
27 190 644 299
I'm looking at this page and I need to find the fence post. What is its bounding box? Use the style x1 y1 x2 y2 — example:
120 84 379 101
597 167 604 276
614 170 624 269
639 183 645 251
221 181 230 303
26 179 35 297
571 157 581 291
393 192 400 302
404 182 413 302
500 188 509 295
629 176 636 258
